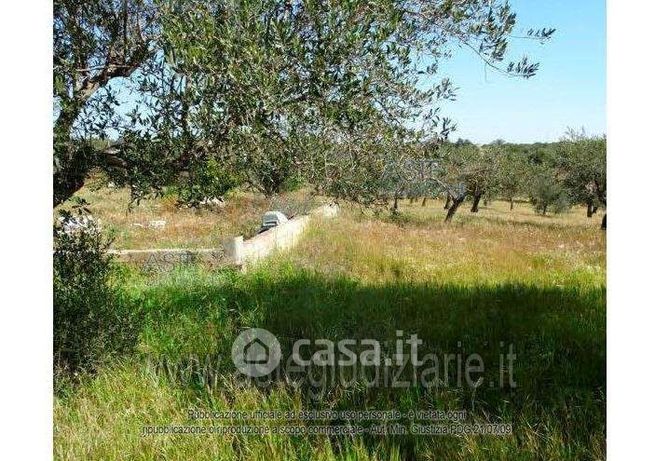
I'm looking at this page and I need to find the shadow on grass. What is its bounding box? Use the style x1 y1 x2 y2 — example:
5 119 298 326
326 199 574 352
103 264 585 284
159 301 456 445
133 266 605 459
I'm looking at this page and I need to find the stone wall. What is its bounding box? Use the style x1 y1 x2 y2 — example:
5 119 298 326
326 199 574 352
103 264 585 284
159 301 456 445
107 247 228 270
109 203 339 270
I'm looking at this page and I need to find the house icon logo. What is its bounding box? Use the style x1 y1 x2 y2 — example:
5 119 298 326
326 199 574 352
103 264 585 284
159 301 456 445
231 328 281 377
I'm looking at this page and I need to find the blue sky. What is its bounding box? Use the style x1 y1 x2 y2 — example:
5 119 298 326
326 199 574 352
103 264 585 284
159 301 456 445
433 0 606 144
107 0 606 144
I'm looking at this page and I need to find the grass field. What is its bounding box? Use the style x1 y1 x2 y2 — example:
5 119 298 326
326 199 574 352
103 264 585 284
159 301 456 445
57 176 323 249
54 195 606 460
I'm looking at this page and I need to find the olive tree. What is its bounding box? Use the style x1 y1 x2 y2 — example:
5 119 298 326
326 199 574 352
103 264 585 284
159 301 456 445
423 143 475 222
557 129 607 227
494 145 529 210
54 0 553 208
53 0 160 206
467 146 501 213
527 163 570 216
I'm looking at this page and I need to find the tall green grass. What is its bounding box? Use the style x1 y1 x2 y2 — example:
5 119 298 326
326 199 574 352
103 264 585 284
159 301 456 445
55 204 605 460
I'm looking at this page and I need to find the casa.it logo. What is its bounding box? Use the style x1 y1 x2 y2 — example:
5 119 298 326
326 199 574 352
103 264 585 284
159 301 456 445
231 328 282 377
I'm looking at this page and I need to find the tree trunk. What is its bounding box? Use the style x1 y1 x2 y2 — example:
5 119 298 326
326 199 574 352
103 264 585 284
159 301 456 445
52 39 154 208
586 201 594 218
470 193 482 213
421 196 428 207
53 109 88 207
393 196 399 212
53 162 89 207
601 213 607 230
510 197 514 210
444 194 451 209
445 196 465 222
542 205 547 216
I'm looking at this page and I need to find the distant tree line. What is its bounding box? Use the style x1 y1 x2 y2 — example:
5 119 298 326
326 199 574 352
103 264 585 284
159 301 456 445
378 129 606 228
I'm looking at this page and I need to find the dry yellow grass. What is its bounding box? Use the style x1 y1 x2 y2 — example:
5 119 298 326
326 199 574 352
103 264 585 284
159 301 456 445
279 198 606 287
56 176 322 249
